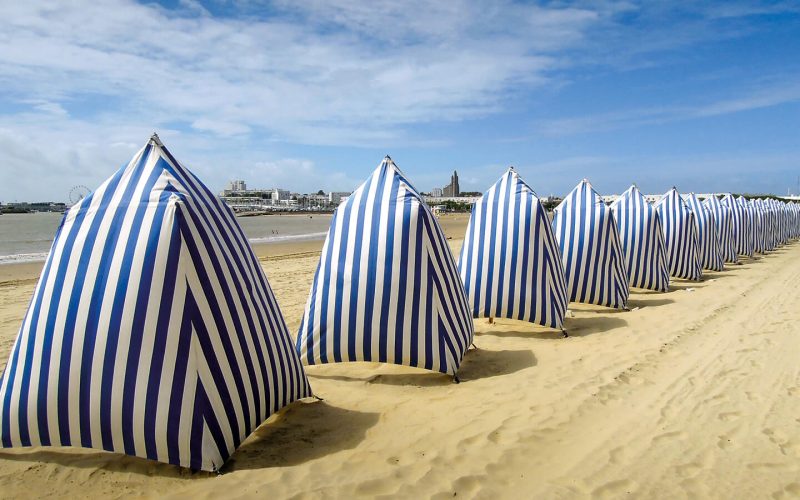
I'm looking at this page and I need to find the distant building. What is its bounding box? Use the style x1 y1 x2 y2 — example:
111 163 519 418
272 189 291 202
306 193 329 207
442 171 460 197
228 179 247 192
431 187 443 197
0 202 67 213
329 191 351 205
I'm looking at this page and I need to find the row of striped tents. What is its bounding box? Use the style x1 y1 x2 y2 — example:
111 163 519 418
655 188 702 281
703 196 739 264
685 193 725 271
552 180 630 309
296 157 474 376
458 168 568 330
0 135 311 471
610 185 670 292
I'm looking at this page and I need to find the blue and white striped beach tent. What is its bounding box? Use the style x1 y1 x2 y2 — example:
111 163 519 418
765 199 780 250
609 185 670 292
0 135 311 472
458 168 568 329
685 193 725 271
703 196 738 264
750 198 775 252
749 198 767 254
737 196 759 255
552 179 629 309
722 194 754 258
296 157 473 376
655 188 702 281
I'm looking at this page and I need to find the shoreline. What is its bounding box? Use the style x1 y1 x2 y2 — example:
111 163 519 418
0 214 471 282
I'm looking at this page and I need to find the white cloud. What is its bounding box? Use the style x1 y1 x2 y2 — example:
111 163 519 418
534 79 800 136
0 0 608 200
0 0 598 142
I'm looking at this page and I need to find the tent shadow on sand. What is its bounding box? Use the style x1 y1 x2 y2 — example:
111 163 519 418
484 316 627 339
306 349 537 386
669 282 706 291
456 349 537 382
0 447 206 479
562 316 627 337
626 298 675 309
0 401 379 476
223 401 379 472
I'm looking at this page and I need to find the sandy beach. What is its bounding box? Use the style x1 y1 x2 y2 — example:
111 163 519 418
0 212 798 498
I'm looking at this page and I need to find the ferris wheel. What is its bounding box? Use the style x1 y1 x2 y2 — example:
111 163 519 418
69 185 91 205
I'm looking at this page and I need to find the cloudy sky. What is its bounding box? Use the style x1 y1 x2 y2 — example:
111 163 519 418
1 0 799 202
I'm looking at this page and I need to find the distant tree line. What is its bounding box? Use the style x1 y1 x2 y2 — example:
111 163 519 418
438 200 473 212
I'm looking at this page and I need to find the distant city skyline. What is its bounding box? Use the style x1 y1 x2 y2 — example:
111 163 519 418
1 1 799 203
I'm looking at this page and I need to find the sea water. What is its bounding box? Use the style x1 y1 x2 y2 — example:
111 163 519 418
0 212 333 264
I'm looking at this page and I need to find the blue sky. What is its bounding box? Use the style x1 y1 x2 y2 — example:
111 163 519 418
0 1 798 202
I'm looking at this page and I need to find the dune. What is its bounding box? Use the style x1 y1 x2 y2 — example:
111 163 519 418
0 213 798 498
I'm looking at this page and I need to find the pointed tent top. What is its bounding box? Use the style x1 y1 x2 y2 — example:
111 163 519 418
575 178 596 192
149 132 163 147
508 165 516 172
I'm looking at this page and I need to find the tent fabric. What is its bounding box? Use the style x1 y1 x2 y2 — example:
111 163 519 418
610 185 670 292
703 196 739 264
749 199 766 254
760 199 778 252
458 168 568 329
0 135 311 471
296 157 473 376
655 188 703 281
722 194 754 258
552 179 629 309
737 196 759 255
685 194 725 271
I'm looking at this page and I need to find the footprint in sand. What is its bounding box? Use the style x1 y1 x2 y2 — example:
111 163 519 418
591 478 638 498
652 430 688 445
771 482 800 499
674 461 705 479
747 462 794 471
718 411 741 422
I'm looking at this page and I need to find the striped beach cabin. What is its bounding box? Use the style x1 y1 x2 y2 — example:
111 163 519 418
703 196 738 264
458 168 568 330
0 135 311 471
722 194 754 258
751 200 765 254
685 193 725 271
738 196 759 255
655 188 702 281
296 157 473 376
610 185 670 292
552 179 629 309
756 199 776 252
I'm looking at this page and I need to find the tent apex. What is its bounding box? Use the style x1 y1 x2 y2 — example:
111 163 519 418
149 132 164 147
